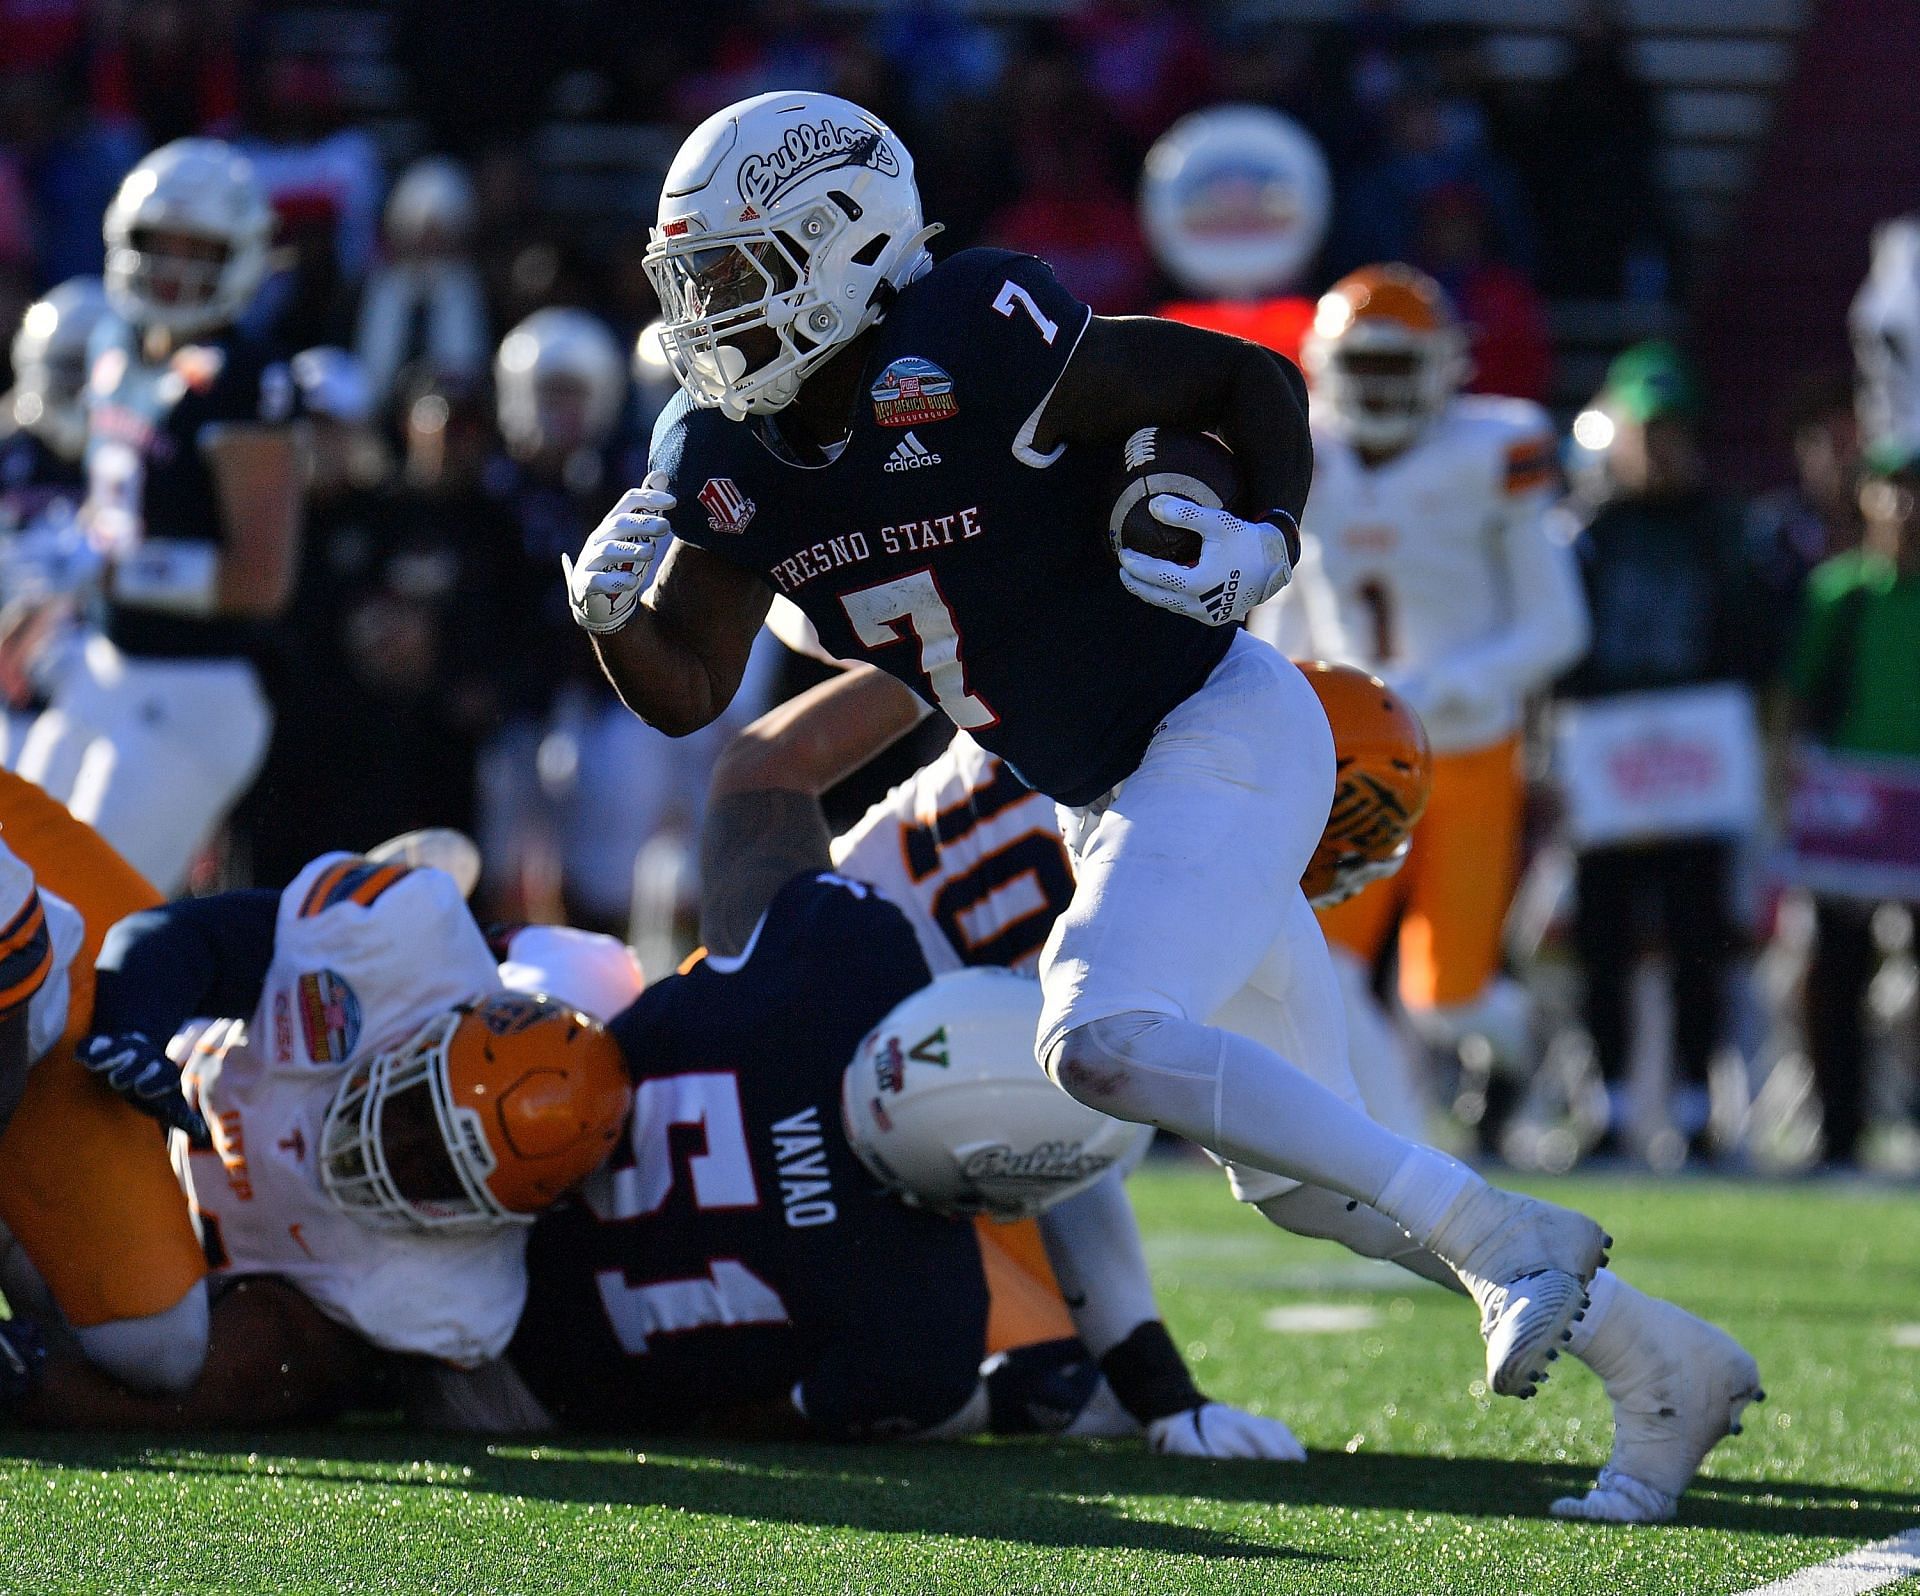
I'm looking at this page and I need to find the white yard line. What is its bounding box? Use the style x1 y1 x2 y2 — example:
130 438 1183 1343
1736 1529 1920 1596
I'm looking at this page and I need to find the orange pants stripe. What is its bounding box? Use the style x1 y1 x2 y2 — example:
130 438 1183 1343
1315 736 1523 1010
976 1216 1076 1355
0 768 206 1326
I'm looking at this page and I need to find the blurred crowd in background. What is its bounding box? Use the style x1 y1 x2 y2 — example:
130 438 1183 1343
0 0 1913 1179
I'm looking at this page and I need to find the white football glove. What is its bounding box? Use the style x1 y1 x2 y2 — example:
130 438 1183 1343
1117 496 1295 627
562 473 673 635
1147 1402 1307 1462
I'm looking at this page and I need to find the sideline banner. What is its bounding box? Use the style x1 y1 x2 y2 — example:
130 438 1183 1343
1553 683 1762 848
1779 744 1920 903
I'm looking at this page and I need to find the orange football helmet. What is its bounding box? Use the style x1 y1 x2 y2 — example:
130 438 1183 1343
319 990 631 1232
1297 661 1432 908
1298 263 1467 451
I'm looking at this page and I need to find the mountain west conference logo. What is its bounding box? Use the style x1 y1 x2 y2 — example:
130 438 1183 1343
699 477 756 533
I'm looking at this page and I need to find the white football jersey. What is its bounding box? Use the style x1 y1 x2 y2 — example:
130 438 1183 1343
173 853 524 1368
0 833 85 1065
830 733 1072 975
1256 395 1583 753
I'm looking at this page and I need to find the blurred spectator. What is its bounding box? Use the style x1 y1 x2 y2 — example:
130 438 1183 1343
984 56 1151 313
1747 373 1864 655
983 125 1152 314
89 0 240 146
1522 0 1670 300
1415 182 1551 403
0 0 85 77
355 156 490 415
1067 0 1220 154
233 39 383 348
395 0 563 154
671 0 844 122
872 0 1008 126
1554 344 1775 1160
240 360 498 887
1 70 139 287
1784 441 1920 1168
1334 82 1534 278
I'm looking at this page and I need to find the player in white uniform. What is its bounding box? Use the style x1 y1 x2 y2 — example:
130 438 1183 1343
742 662 1763 1524
1255 264 1589 1113
3 850 630 1426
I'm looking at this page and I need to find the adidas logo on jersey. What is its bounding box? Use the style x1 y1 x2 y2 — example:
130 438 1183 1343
883 432 941 472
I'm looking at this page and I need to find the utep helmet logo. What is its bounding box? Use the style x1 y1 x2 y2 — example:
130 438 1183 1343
737 121 900 209
297 969 362 1064
699 477 756 533
474 992 546 1037
870 357 957 428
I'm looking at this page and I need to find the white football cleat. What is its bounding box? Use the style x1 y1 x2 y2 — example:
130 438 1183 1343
368 827 482 900
1425 1185 1610 1399
1551 1299 1763 1525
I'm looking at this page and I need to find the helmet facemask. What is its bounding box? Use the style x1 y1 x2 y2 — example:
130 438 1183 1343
646 197 874 421
318 1009 529 1233
1312 326 1463 452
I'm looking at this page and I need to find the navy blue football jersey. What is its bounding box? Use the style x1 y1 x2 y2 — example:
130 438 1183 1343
85 323 298 659
507 871 990 1438
650 248 1233 807
0 424 84 534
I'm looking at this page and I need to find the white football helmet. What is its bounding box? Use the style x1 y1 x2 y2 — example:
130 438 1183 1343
644 90 941 421
495 308 627 457
103 138 273 338
842 969 1152 1222
1851 216 1920 455
8 277 109 457
1140 104 1331 299
385 155 477 251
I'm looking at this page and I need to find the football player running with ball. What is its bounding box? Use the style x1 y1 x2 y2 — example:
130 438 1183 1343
568 92 1608 1412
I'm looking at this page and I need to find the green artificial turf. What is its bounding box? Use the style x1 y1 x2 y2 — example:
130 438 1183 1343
2 1166 1915 1595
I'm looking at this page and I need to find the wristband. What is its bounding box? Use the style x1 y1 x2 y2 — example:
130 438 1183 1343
1098 1319 1203 1423
1260 507 1302 566
112 538 219 617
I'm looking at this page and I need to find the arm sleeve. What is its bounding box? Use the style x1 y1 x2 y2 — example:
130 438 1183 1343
91 889 280 1038
1429 495 1591 696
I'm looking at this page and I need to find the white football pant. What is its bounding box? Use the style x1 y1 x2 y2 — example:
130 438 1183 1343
16 635 271 894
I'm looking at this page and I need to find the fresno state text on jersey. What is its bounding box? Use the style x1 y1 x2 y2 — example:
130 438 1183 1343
648 248 1233 807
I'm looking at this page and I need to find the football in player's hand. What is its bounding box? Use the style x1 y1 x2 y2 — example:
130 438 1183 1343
1107 427 1243 569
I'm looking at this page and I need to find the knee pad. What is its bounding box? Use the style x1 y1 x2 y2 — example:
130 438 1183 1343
1044 1010 1201 1125
74 1279 210 1395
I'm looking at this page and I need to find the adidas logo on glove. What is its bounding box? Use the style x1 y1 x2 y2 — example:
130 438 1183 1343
883 432 942 472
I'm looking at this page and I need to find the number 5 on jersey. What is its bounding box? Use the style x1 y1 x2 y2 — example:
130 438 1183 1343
841 570 998 730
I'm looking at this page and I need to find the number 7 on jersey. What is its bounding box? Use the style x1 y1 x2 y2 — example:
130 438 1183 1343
841 570 998 730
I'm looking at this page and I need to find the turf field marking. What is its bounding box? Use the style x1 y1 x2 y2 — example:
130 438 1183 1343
1890 1323 1920 1348
1261 1304 1385 1334
1735 1528 1920 1595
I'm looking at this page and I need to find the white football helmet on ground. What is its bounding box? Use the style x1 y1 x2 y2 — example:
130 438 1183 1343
843 969 1152 1221
8 277 110 457
643 90 940 420
102 138 273 338
495 308 627 458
